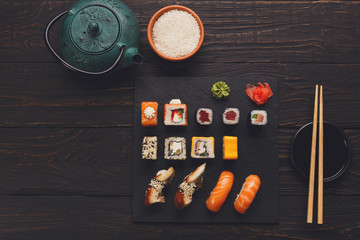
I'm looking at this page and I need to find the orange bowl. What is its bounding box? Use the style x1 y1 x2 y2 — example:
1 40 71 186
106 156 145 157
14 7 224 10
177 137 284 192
147 5 205 61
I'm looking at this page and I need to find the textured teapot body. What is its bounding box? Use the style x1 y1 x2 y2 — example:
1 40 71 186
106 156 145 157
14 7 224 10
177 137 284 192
56 0 141 73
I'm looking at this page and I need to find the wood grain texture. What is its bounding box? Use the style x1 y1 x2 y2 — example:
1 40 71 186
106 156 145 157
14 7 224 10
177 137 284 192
1 63 359 128
0 63 135 127
0 195 359 240
1 1 360 63
0 128 358 196
1 0 360 238
0 128 132 195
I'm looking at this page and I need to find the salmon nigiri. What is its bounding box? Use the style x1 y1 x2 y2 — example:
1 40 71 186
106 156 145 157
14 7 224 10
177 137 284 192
234 174 261 214
206 171 234 212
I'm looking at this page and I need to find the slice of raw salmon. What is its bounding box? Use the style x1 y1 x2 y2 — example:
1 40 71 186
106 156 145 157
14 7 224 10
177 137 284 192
206 171 234 212
234 175 261 214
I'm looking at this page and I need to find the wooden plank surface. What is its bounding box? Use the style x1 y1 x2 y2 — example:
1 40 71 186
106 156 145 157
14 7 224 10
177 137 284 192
0 128 132 195
0 195 359 240
1 1 360 63
1 63 359 128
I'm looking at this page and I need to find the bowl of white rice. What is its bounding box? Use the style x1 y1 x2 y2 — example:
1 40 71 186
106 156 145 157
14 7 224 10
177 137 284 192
147 5 204 61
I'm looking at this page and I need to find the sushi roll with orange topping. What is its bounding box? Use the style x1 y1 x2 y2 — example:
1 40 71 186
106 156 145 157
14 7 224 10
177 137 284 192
141 102 158 127
164 99 187 126
191 137 215 159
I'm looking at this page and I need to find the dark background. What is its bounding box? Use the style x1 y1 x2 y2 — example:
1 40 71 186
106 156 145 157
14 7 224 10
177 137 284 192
0 0 359 239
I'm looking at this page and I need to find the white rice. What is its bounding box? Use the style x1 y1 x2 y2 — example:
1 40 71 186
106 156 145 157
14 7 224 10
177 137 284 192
164 137 186 160
196 108 213 125
152 9 200 58
191 137 215 159
164 103 187 126
223 108 240 125
250 110 267 125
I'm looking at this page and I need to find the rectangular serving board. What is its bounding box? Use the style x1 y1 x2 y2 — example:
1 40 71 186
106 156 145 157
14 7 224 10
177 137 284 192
133 77 278 223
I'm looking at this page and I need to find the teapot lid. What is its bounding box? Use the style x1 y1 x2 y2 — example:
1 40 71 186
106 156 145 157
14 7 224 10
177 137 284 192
70 5 120 53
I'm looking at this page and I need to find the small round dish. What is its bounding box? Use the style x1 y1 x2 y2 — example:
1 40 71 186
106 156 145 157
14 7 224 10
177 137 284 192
147 5 205 61
291 122 351 182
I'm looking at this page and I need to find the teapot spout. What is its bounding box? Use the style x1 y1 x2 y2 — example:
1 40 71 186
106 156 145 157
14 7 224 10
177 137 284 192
133 53 144 65
125 47 144 66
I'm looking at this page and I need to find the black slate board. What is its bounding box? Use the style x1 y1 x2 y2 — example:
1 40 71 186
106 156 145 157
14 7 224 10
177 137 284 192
133 77 278 223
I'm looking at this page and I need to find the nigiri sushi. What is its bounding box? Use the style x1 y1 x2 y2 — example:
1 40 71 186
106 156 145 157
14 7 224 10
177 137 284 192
206 171 234 212
234 174 261 214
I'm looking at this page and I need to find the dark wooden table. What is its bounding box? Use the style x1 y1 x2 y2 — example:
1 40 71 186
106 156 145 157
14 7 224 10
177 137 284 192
1 0 360 239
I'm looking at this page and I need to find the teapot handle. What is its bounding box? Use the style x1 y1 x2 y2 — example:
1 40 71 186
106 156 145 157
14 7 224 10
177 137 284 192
44 11 124 75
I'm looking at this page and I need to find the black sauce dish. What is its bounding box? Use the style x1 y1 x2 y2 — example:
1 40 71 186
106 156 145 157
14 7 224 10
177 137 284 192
291 122 351 183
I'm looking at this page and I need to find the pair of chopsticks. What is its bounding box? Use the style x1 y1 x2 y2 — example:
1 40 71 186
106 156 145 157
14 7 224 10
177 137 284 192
307 85 323 224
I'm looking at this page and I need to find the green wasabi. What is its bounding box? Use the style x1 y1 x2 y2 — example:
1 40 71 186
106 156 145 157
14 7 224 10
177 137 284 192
211 81 230 99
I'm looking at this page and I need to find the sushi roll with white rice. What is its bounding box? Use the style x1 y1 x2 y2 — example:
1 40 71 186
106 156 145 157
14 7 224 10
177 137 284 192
250 110 267 125
196 108 213 125
191 137 215 159
164 137 186 160
164 99 188 126
142 136 157 160
223 108 240 125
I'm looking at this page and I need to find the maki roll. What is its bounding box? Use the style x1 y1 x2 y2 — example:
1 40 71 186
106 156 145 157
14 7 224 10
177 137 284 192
164 99 188 126
196 108 213 125
141 101 158 127
223 108 240 125
164 137 186 160
250 110 267 125
142 136 157 160
191 137 215 159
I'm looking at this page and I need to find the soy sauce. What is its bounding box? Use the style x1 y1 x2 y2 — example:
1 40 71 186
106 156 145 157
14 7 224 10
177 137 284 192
291 122 350 182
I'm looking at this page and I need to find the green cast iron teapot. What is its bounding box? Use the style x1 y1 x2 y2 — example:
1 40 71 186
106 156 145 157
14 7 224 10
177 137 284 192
45 0 143 75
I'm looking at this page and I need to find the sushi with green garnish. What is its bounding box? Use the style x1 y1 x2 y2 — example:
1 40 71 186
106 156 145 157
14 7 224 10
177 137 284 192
164 137 186 160
164 99 188 126
250 110 267 125
191 137 215 159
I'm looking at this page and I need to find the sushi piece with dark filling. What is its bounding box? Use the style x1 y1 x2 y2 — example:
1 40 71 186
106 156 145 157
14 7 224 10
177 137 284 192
196 108 213 125
223 108 240 125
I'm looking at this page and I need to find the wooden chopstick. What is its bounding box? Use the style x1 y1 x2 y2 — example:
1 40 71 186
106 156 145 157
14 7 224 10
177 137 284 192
318 85 324 224
307 85 319 223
